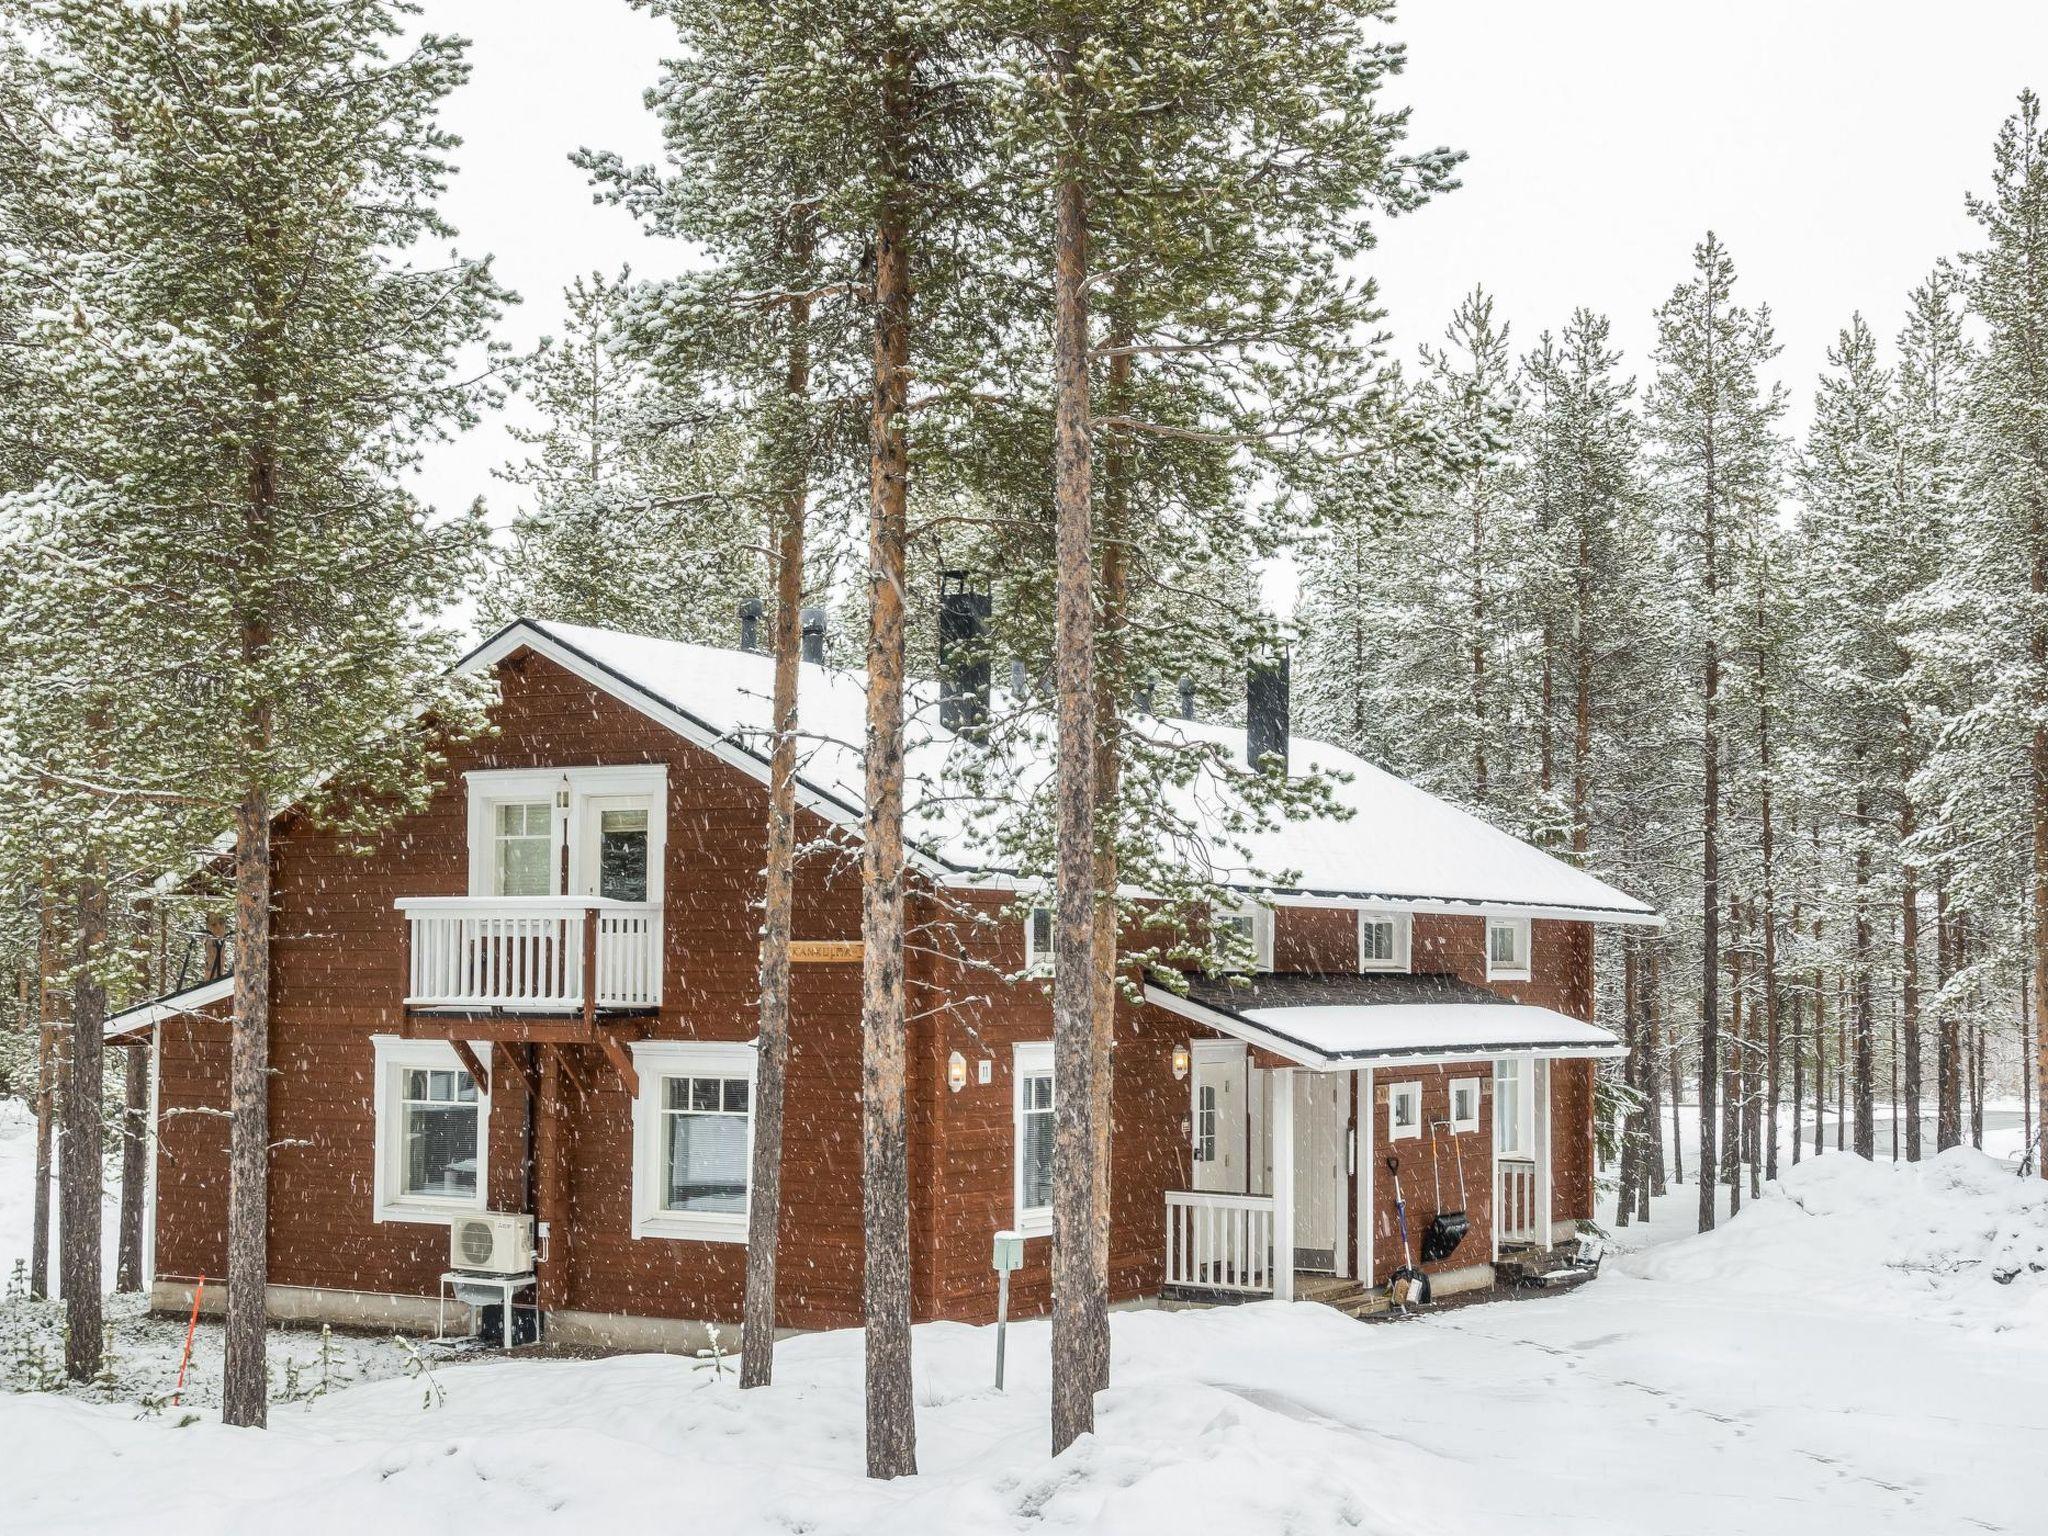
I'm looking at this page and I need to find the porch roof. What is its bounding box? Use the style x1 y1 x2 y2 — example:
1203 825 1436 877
105 974 234 1045
1144 971 1622 1070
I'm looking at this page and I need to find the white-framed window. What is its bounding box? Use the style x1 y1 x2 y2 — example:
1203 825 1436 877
466 766 667 905
1387 1080 1422 1142
371 1036 491 1225
1486 916 1531 982
1495 1057 1532 1157
492 800 555 896
1357 910 1412 973
1449 1076 1482 1134
1212 903 1275 974
1014 1042 1055 1236
1194 1082 1219 1165
631 1040 756 1242
1023 905 1055 976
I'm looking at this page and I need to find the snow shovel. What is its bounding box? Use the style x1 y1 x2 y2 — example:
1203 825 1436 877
1419 1123 1471 1265
1385 1155 1431 1308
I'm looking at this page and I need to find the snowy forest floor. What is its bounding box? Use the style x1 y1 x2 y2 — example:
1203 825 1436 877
2 1096 2045 1534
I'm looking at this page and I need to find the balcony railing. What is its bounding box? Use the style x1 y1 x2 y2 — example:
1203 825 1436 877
1165 1190 1277 1295
395 897 661 1014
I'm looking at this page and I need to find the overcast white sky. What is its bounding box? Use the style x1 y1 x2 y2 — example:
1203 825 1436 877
411 0 2048 615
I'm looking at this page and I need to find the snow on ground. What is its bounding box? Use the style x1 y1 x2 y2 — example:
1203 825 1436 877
4 1094 2045 1534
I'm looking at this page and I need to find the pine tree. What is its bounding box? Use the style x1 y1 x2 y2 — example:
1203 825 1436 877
482 271 770 641
0 0 503 1424
1645 233 1785 1227
1957 92 2048 1166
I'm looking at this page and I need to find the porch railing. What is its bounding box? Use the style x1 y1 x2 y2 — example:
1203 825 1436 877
395 897 661 1012
1165 1190 1277 1294
1498 1157 1539 1246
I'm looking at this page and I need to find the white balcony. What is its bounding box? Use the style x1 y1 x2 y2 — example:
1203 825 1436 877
395 897 661 1014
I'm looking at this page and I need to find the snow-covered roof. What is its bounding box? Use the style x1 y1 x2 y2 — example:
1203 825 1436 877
105 974 233 1043
1146 973 1621 1069
464 618 1659 924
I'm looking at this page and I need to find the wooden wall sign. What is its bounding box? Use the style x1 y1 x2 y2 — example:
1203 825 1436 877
790 940 864 964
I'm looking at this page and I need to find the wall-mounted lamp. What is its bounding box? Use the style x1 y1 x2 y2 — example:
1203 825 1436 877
948 1050 969 1093
1171 1043 1192 1081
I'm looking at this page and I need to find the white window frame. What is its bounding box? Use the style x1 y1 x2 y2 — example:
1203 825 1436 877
1495 1056 1534 1158
465 765 668 904
630 1040 757 1243
1013 1041 1055 1237
1387 1080 1423 1142
1213 902 1275 974
1486 916 1532 982
1356 910 1412 974
371 1035 492 1225
1023 905 1055 976
1449 1076 1482 1134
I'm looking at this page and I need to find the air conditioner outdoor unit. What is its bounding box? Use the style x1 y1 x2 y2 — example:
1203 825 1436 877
449 1211 535 1276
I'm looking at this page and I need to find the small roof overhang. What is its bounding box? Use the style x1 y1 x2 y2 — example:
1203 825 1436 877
1143 971 1623 1071
106 976 233 1045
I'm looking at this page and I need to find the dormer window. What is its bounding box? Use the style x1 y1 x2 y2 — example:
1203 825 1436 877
1357 911 1411 973
1486 917 1531 982
1213 904 1274 974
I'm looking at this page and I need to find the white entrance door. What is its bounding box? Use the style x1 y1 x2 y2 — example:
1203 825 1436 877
1191 1047 1248 1194
1292 1073 1349 1275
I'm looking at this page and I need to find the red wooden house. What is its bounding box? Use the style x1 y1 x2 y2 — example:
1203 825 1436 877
113 613 1659 1346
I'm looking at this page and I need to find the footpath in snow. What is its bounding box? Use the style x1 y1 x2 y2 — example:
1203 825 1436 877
2 1100 2044 1534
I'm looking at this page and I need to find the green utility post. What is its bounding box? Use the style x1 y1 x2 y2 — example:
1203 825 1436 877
992 1229 1024 1390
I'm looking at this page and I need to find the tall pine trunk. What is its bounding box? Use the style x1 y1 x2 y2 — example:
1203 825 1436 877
1936 875 1960 1150
1646 943 1667 1196
1085 324 1134 1397
740 229 814 1393
1758 635 1782 1183
1048 122 1102 1458
223 773 272 1427
60 867 107 1381
1723 895 1742 1215
1698 475 1722 1232
860 68 917 1476
1852 785 1876 1159
1900 803 1922 1162
116 1039 149 1293
29 887 55 1302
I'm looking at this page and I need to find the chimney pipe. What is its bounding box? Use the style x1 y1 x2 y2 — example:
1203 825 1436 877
800 607 827 665
938 570 993 736
1177 676 1196 720
738 597 764 653
1134 681 1155 716
1009 658 1028 699
1246 654 1290 774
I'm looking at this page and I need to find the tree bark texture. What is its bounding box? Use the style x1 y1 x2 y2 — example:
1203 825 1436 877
860 91 918 1477
1048 148 1102 1460
60 869 107 1381
116 1039 149 1293
741 228 814 1393
222 778 273 1427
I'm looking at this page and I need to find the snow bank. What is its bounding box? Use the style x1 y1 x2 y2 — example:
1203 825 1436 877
1621 1147 2048 1337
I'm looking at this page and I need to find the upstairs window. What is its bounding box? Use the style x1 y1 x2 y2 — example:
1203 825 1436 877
1487 917 1531 982
1024 905 1055 976
595 805 651 902
1212 905 1274 974
493 801 555 896
1357 911 1411 973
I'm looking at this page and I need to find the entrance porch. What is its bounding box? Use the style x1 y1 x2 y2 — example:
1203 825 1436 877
1147 974 1622 1307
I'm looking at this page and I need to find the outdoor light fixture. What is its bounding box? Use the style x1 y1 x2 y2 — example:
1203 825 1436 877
1172 1043 1192 1080
948 1050 969 1093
